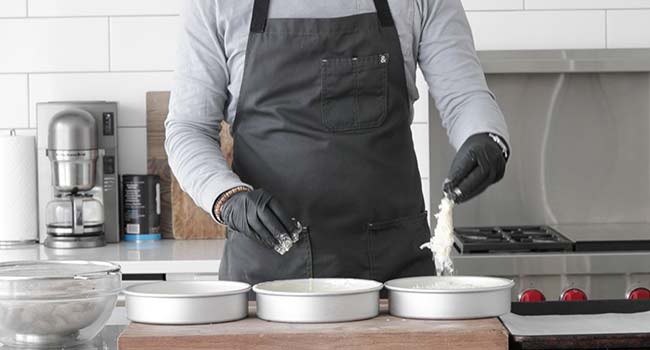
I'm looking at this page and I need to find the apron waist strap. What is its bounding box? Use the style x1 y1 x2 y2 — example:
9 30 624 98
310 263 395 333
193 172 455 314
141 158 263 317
250 0 395 33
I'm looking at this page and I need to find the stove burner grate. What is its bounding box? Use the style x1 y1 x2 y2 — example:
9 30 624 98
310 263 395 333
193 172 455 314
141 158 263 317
454 225 573 254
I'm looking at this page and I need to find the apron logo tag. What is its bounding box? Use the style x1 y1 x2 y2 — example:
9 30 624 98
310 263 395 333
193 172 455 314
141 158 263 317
380 54 388 64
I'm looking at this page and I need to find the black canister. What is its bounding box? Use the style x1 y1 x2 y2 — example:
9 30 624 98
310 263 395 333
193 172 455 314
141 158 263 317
122 175 161 240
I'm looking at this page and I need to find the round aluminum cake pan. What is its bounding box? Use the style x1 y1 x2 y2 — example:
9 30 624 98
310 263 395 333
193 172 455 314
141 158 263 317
385 276 515 320
253 278 383 323
123 281 251 325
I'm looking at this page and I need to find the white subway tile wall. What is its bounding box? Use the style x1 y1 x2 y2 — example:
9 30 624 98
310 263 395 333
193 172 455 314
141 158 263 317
412 124 430 179
467 11 607 50
0 0 27 17
28 0 181 17
1 0 650 211
109 16 179 71
422 178 431 220
461 0 522 11
29 72 173 127
525 0 650 10
0 18 108 73
414 68 430 209
607 10 650 48
0 75 28 128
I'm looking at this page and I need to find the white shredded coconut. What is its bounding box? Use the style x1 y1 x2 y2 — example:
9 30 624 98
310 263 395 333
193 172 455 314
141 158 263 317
420 196 455 276
259 279 376 293
411 280 481 290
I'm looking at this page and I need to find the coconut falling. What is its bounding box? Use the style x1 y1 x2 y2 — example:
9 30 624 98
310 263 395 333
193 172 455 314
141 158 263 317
420 195 455 276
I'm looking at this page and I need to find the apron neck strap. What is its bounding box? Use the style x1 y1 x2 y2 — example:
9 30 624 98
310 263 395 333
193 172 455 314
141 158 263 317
250 0 396 33
372 0 395 27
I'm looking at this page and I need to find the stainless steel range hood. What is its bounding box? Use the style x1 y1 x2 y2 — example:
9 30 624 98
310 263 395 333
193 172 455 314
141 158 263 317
478 49 650 74
429 48 650 227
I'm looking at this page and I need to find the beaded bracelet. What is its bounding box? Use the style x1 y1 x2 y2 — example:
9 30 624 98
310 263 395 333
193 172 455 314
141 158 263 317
213 186 252 224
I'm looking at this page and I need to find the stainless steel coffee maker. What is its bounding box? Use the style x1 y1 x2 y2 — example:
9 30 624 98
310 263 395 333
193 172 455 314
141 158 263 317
37 102 120 248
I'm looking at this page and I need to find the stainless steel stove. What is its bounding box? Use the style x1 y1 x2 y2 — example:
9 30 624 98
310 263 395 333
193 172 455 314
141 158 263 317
423 51 650 312
452 224 650 304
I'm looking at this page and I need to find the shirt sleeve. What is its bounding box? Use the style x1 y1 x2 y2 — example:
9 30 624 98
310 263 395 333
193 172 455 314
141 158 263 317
165 0 251 219
416 0 510 150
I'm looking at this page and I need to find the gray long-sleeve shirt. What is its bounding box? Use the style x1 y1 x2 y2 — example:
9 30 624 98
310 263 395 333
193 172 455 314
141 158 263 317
165 0 509 216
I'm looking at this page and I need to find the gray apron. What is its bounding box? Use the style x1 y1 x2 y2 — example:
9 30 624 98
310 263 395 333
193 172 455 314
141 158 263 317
219 0 434 285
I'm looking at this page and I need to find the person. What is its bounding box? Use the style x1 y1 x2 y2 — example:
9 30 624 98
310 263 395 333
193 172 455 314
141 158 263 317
166 0 509 285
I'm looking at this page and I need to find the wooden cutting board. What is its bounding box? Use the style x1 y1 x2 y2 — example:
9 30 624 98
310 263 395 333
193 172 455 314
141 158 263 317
146 91 232 239
118 309 508 350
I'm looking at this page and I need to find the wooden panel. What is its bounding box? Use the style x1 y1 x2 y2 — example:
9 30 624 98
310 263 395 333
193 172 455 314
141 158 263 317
146 92 172 238
119 310 508 350
171 176 224 239
146 91 232 239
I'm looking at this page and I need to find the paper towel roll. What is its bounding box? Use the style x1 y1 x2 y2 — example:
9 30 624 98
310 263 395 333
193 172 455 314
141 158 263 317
0 132 38 244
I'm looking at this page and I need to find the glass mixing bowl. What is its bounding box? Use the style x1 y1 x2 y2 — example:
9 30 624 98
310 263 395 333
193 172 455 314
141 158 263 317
0 261 121 348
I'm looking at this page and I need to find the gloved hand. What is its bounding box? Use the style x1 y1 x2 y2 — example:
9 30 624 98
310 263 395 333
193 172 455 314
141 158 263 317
220 189 302 255
443 133 508 204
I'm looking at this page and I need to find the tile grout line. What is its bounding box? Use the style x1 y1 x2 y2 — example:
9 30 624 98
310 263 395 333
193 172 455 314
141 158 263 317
0 126 148 130
0 14 180 19
26 73 30 128
604 10 609 48
0 70 173 75
108 17 112 71
0 9 650 18
465 7 650 11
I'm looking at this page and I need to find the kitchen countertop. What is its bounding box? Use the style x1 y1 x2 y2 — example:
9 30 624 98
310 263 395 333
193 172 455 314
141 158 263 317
0 240 226 275
502 311 650 350
4 230 650 277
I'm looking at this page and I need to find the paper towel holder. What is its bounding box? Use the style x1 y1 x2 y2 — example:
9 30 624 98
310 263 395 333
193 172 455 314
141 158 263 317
0 129 39 247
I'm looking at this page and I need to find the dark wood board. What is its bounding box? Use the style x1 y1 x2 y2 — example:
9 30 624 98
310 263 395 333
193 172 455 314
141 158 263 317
511 300 650 316
146 91 233 239
511 333 650 350
119 310 508 350
146 92 173 238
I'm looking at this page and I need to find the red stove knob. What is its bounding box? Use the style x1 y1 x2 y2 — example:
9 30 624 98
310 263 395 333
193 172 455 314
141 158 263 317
628 288 650 300
519 289 546 302
561 288 587 301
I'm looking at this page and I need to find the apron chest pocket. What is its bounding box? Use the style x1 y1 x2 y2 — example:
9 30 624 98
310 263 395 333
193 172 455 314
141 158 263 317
321 53 389 132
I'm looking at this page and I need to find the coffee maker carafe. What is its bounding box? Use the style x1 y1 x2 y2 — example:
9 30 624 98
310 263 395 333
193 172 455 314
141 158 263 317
46 194 104 238
37 102 120 248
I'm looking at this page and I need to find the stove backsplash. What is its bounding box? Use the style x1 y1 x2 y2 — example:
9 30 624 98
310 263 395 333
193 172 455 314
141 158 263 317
429 61 650 227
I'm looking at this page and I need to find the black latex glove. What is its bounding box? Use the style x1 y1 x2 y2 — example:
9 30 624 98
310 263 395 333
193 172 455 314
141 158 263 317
443 133 508 204
221 189 301 255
